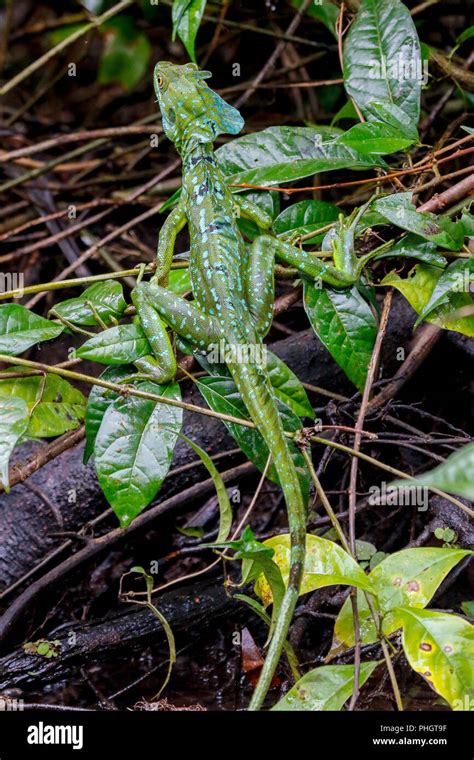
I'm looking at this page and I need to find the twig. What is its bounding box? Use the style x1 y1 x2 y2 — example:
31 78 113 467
0 0 134 97
234 0 312 108
347 290 393 710
0 125 162 162
0 463 254 647
2 427 85 494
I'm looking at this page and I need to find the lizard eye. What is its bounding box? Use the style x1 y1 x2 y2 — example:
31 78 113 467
157 75 164 88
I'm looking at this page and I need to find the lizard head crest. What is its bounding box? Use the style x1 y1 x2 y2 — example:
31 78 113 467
154 61 244 151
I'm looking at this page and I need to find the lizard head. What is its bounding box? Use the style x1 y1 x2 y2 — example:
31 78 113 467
154 61 244 152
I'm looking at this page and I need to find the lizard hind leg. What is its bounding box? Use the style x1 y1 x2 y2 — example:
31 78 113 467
131 287 177 383
132 281 223 380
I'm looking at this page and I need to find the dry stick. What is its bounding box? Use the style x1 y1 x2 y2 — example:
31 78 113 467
417 172 474 214
0 354 256 430
3 427 85 494
0 461 254 647
235 78 344 90
0 446 244 602
0 0 134 97
11 207 114 259
413 166 474 197
1 354 469 516
367 172 474 410
415 113 469 196
0 126 162 163
336 3 363 123
0 264 158 301
430 49 474 90
201 0 230 67
148 455 273 597
347 290 393 712
411 0 440 14
234 0 312 108
0 199 116 242
219 51 326 94
310 435 473 519
368 323 442 413
26 159 181 309
0 139 109 194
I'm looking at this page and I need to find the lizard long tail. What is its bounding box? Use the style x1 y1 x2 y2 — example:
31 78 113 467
229 359 307 711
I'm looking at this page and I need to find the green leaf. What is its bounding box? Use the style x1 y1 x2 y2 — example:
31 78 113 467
196 350 314 419
216 126 386 186
332 99 359 125
363 101 419 141
456 25 474 46
0 369 86 438
339 120 415 155
461 210 474 238
196 375 310 501
94 381 183 526
0 397 29 491
416 258 474 323
382 264 474 337
329 547 471 655
373 193 465 250
215 525 286 640
303 282 377 391
49 23 89 44
272 662 378 711
75 322 152 364
265 352 315 419
50 281 126 327
373 234 446 268
84 365 134 464
253 533 372 607
180 433 232 543
397 608 474 710
461 601 474 619
167 268 191 295
390 442 474 501
343 0 422 124
0 304 63 355
273 200 339 242
172 0 207 63
98 17 151 90
292 0 339 36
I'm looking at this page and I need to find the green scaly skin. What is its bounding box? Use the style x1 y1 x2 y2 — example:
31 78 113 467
133 62 358 710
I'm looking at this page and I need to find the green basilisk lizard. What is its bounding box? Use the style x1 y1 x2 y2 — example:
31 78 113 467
132 61 360 710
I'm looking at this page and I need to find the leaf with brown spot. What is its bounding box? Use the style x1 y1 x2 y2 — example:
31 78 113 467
253 533 372 607
397 608 474 710
329 547 471 656
272 662 379 711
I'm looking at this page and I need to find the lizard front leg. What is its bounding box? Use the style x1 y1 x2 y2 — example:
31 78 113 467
233 195 273 230
244 239 275 338
252 234 358 289
132 281 223 381
151 203 187 287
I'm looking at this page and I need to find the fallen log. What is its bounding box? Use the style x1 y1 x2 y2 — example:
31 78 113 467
0 578 235 691
0 327 346 592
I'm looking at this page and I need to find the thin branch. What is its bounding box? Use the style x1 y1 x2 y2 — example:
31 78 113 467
0 0 134 97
